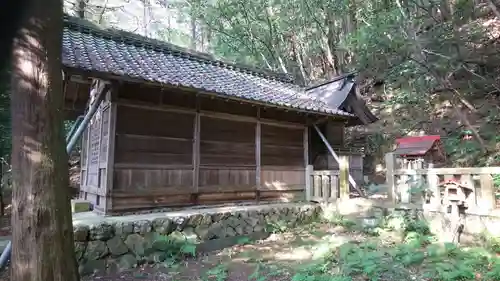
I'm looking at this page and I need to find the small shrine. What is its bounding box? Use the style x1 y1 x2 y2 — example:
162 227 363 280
392 135 446 169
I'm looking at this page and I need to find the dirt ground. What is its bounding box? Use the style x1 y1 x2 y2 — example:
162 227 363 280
3 218 497 281
77 223 356 281
0 222 363 281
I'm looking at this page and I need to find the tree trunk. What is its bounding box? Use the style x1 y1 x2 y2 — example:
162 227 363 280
10 1 79 281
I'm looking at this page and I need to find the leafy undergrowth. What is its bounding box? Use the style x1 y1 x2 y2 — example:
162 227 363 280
286 215 500 281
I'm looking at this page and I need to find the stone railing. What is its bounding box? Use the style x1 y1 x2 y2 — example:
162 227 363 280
73 203 321 275
385 153 499 210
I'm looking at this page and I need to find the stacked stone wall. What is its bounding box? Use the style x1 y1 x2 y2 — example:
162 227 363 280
73 204 321 275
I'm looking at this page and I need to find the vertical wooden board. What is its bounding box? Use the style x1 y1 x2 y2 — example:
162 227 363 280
322 175 330 201
99 105 110 164
314 175 321 199
256 114 262 197
305 165 313 201
339 155 349 200
331 174 339 200
87 107 102 188
113 169 131 191
192 112 200 192
103 102 117 210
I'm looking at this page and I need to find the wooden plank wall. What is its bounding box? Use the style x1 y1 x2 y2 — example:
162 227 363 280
260 124 306 201
104 82 315 213
111 105 195 211
198 116 257 203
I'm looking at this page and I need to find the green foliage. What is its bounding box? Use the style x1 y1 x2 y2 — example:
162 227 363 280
291 232 500 281
152 233 198 262
443 134 483 166
321 212 356 229
493 175 500 192
236 236 252 245
265 220 290 234
203 264 228 281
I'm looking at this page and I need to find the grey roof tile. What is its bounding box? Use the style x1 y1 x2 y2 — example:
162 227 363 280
62 16 352 117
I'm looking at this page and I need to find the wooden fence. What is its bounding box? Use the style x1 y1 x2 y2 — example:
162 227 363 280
305 157 350 203
385 153 500 210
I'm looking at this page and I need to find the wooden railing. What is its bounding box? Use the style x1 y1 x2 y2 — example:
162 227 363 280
305 164 350 203
385 153 500 210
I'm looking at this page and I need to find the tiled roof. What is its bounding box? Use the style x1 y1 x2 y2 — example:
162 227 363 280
62 16 352 117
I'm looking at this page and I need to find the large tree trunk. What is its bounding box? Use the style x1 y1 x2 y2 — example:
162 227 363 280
10 1 79 281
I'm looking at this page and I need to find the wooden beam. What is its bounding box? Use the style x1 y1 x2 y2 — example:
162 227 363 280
64 67 352 120
114 163 193 170
256 107 261 201
116 99 306 129
312 123 363 197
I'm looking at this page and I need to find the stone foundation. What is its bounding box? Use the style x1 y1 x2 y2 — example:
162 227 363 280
72 203 321 275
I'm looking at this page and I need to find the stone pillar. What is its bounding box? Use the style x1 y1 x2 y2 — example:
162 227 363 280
385 153 397 203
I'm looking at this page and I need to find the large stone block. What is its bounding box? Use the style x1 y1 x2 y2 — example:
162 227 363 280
84 240 109 260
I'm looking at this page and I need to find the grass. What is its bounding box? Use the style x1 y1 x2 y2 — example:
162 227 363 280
196 213 500 281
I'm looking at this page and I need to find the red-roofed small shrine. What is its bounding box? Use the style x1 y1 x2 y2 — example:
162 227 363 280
393 135 446 168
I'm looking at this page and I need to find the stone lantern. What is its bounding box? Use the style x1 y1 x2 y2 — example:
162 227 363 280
439 179 473 244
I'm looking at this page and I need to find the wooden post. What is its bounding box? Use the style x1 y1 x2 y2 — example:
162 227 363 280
385 153 397 203
192 98 201 200
255 107 261 201
479 174 495 210
103 86 118 214
305 165 313 201
339 155 349 200
322 175 330 201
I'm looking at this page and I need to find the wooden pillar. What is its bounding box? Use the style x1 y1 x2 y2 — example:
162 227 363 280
385 152 397 203
192 97 201 201
304 125 310 201
339 155 349 200
255 107 261 201
305 165 313 201
102 85 118 214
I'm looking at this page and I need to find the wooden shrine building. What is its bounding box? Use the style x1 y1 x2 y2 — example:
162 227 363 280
61 16 377 214
392 135 446 169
